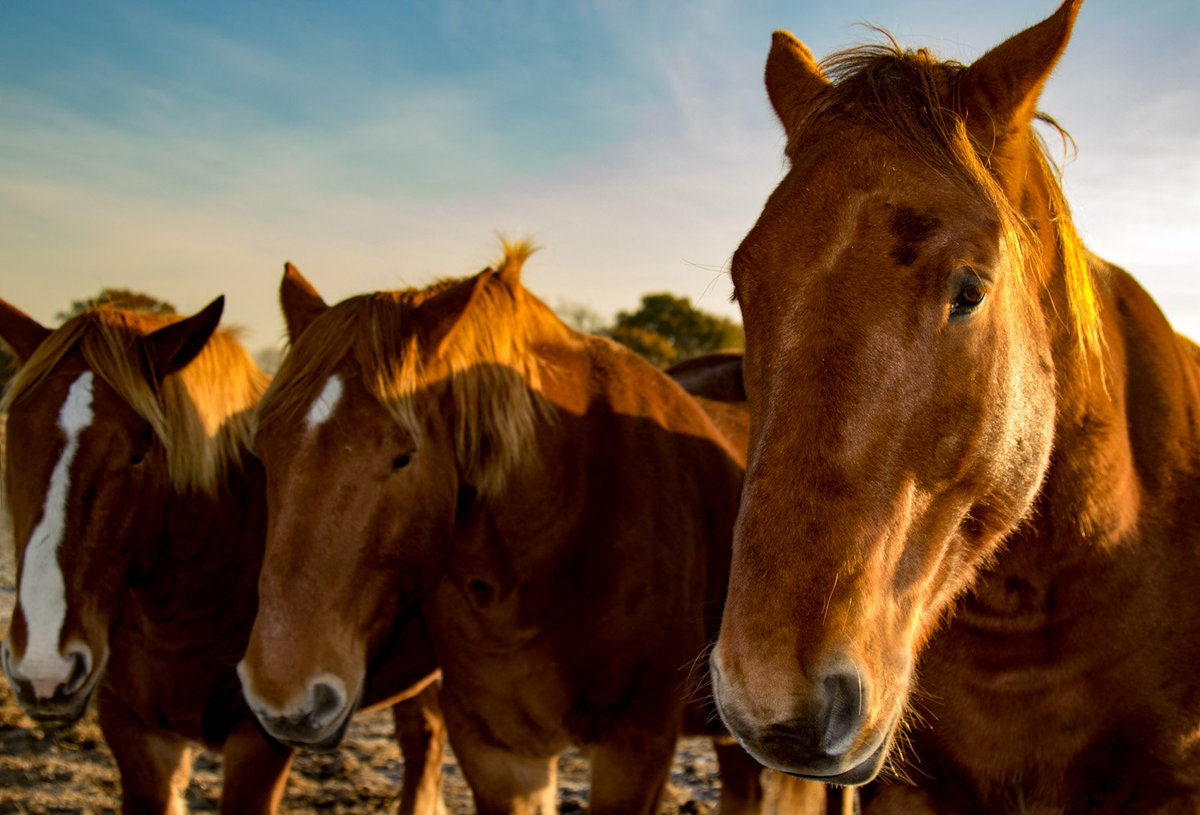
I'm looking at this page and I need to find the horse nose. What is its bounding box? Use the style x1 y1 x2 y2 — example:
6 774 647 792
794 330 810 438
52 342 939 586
5 643 92 701
244 674 351 747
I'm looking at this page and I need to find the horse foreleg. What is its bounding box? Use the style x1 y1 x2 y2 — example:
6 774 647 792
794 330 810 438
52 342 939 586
825 785 861 815
588 731 676 815
450 736 557 815
218 717 294 815
393 679 447 815
97 689 193 815
714 736 831 814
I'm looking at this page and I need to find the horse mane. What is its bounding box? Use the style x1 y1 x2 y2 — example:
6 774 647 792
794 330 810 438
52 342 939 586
259 240 565 497
1 308 268 495
795 36 1102 366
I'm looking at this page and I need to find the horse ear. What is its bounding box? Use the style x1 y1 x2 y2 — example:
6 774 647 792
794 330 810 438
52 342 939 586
280 262 328 342
0 298 52 363
959 0 1082 146
144 296 224 379
418 272 489 354
493 239 536 289
765 31 829 139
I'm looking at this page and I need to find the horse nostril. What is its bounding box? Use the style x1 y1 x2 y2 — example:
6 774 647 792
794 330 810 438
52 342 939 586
62 649 91 695
309 680 345 725
819 667 868 756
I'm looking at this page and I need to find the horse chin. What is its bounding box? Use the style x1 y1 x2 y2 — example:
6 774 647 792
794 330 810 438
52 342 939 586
745 711 898 787
15 677 100 730
2 643 106 729
262 692 361 752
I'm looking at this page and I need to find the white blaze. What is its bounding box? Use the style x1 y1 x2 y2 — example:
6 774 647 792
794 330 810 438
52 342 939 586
16 371 94 695
305 374 344 430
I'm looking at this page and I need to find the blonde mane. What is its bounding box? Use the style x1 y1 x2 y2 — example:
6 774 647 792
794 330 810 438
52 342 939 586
2 308 268 495
259 241 567 497
795 39 1103 367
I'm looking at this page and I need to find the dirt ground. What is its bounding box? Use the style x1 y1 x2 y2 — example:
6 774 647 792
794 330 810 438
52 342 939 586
0 524 736 814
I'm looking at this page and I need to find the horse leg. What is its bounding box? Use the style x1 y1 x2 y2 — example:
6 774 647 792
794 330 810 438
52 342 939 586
218 716 295 815
97 690 193 815
587 731 676 815
824 785 861 815
393 679 447 815
714 736 831 814
451 737 557 815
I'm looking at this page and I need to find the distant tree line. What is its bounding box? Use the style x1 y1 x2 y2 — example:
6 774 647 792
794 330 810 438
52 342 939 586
558 292 743 368
0 288 177 393
1 287 742 392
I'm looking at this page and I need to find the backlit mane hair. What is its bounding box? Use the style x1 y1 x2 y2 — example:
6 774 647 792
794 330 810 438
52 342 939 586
790 38 1102 367
259 241 567 497
1 308 268 495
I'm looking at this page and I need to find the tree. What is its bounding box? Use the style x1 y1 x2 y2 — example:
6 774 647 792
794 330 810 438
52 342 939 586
554 300 608 334
56 288 177 322
607 293 743 368
606 325 679 368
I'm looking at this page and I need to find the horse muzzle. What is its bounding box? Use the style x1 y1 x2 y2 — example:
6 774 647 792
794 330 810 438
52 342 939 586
238 664 358 750
709 648 899 785
2 639 101 727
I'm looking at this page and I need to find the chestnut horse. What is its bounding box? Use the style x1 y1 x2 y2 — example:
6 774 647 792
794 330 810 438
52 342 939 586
0 298 445 814
711 1 1200 812
237 247 836 814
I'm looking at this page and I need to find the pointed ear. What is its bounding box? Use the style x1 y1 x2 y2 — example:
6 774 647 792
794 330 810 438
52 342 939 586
280 262 328 342
494 239 536 289
766 31 829 139
144 296 224 379
0 298 52 362
959 0 1082 146
417 272 489 355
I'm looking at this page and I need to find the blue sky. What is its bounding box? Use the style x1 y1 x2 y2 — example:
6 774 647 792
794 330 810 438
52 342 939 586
2 0 1197 352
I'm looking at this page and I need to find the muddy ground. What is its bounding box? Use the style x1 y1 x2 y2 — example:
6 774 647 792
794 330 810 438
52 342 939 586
0 525 740 814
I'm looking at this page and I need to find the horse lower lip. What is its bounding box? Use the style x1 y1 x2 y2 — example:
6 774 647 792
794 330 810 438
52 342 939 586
752 710 897 786
25 701 89 728
783 736 890 785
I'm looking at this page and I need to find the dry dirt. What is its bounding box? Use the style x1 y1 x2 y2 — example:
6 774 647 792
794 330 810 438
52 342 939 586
0 524 736 814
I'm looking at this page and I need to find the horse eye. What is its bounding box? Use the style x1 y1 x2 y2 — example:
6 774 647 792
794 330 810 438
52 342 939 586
392 454 412 471
130 452 146 468
950 281 987 318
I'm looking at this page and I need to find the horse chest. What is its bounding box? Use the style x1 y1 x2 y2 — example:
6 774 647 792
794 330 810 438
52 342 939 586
907 545 1198 806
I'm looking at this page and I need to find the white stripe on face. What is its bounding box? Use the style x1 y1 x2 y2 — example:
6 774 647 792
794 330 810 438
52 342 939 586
305 374 344 430
15 371 94 696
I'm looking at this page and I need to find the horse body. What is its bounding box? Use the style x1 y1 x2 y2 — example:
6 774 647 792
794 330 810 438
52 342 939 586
240 252 831 814
901 258 1200 811
710 1 1200 811
0 300 444 814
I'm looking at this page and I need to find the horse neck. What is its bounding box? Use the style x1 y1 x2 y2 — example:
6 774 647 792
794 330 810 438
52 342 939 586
1015 137 1200 557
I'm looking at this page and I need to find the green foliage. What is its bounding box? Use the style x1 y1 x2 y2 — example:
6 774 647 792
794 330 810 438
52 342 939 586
607 292 743 368
606 325 679 368
554 301 608 334
56 288 177 323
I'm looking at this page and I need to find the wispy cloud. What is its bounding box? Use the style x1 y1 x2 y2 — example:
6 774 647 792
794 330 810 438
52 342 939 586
1 0 1197 349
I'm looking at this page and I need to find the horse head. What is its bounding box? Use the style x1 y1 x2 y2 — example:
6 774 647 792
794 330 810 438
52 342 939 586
712 1 1090 784
239 251 544 748
0 297 224 724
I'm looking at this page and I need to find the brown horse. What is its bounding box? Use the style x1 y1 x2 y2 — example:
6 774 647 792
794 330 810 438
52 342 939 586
0 298 445 814
236 247 835 814
711 0 1200 812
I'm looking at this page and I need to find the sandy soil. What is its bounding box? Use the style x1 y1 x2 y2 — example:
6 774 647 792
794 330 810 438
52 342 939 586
0 522 737 814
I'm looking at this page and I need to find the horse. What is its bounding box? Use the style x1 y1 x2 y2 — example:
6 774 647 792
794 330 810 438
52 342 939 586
0 298 446 814
710 0 1200 811
235 246 838 814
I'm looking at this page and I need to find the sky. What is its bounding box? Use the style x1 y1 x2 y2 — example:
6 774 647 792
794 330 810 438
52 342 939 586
1 0 1197 353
